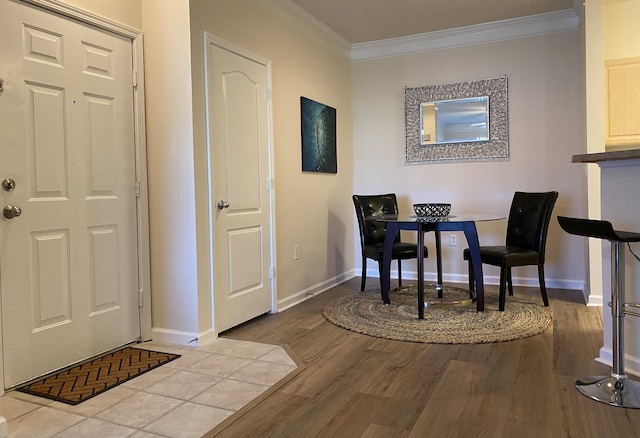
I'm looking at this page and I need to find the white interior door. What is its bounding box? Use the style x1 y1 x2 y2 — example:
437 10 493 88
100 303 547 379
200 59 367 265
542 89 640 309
0 0 140 387
206 35 274 333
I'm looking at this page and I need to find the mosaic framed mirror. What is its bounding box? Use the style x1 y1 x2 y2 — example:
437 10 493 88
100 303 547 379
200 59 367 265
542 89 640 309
405 76 509 164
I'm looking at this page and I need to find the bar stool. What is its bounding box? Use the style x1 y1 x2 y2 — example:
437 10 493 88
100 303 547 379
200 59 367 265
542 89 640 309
558 216 640 408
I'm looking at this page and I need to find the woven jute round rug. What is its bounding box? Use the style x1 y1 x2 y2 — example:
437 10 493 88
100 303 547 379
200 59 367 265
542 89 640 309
322 284 552 344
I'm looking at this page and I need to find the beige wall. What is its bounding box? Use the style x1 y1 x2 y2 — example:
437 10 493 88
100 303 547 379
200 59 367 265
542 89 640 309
600 165 640 374
352 30 587 290
584 0 604 305
590 0 640 374
56 0 203 339
45 0 590 343
188 0 354 313
61 0 354 343
141 0 201 340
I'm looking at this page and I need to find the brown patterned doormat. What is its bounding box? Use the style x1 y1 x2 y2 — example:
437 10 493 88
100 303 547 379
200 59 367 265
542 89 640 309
15 346 180 405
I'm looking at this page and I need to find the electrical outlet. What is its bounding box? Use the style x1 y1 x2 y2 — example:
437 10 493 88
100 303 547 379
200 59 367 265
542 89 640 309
449 235 458 247
293 245 300 260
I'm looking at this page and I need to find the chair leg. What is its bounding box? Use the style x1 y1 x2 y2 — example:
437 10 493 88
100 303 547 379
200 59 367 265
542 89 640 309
507 269 514 296
467 258 475 294
360 256 367 291
499 268 508 311
397 259 402 287
537 264 550 307
377 259 384 292
435 231 443 287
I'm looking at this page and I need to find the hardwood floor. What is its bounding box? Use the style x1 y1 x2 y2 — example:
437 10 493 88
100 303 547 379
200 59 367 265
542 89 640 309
206 278 640 437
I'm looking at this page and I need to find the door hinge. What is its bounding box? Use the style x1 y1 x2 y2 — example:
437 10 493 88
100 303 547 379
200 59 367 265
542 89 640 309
266 88 272 101
132 70 138 88
267 178 273 191
134 181 140 197
269 267 274 279
138 289 144 307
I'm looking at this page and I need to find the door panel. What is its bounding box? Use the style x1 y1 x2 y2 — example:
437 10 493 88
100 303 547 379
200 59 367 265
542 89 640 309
89 225 120 314
0 0 140 387
225 73 262 210
207 38 273 333
31 230 70 329
229 227 264 292
27 84 67 197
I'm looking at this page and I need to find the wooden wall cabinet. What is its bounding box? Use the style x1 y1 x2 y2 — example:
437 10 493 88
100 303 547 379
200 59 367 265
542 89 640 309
605 57 640 148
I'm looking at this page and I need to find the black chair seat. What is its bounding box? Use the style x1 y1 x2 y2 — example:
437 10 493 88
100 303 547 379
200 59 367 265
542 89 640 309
353 194 428 291
462 191 558 311
464 246 541 267
364 242 421 260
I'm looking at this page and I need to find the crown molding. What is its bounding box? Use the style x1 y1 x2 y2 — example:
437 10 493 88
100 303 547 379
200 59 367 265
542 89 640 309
252 0 352 60
251 2 579 63
351 9 580 62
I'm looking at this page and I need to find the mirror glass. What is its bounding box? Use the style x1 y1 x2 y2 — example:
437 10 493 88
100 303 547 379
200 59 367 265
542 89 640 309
420 97 489 145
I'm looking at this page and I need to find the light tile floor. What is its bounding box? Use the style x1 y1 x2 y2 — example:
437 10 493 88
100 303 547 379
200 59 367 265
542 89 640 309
0 338 298 437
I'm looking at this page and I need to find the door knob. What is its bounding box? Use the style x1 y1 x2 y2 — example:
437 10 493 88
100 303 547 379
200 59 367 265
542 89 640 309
217 200 230 210
3 205 22 219
2 178 15 192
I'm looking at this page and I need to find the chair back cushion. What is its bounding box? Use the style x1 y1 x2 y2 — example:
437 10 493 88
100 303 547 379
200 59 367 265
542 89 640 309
505 191 559 256
352 194 399 247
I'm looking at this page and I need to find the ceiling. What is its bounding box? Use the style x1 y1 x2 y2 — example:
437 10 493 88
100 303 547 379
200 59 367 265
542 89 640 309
290 0 575 43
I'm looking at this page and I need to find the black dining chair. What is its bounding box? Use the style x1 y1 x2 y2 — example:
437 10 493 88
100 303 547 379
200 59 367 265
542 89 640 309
352 194 428 291
463 191 558 311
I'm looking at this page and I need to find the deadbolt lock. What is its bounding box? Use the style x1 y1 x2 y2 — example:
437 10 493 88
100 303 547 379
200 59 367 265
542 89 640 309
2 178 16 192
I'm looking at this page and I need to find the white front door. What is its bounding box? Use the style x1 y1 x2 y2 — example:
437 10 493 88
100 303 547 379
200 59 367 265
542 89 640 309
206 35 274 333
0 0 140 387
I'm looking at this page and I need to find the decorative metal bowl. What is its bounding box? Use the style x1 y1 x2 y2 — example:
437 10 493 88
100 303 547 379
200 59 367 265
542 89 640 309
413 203 451 218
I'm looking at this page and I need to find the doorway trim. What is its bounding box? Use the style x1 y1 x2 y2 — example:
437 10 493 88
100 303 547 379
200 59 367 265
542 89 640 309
0 0 152 393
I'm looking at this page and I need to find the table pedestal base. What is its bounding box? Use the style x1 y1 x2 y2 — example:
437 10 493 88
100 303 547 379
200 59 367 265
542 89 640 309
576 375 640 408
381 219 486 316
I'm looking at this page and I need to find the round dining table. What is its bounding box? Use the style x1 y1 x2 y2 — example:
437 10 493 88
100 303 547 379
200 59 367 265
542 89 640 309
374 213 505 318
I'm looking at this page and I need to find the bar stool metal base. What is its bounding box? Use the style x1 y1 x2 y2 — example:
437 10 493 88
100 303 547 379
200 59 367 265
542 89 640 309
557 217 640 409
576 375 640 408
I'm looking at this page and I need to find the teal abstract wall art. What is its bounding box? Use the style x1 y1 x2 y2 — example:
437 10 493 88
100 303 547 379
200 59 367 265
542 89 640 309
301 97 337 173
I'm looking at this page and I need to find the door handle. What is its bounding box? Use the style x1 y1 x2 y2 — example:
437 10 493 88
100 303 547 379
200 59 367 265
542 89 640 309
3 205 22 219
217 200 230 210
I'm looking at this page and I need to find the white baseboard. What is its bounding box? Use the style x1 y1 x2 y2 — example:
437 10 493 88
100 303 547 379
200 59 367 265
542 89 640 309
151 272 360 346
151 268 588 347
150 327 215 347
277 270 356 312
597 346 640 378
360 268 585 294
586 293 603 306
